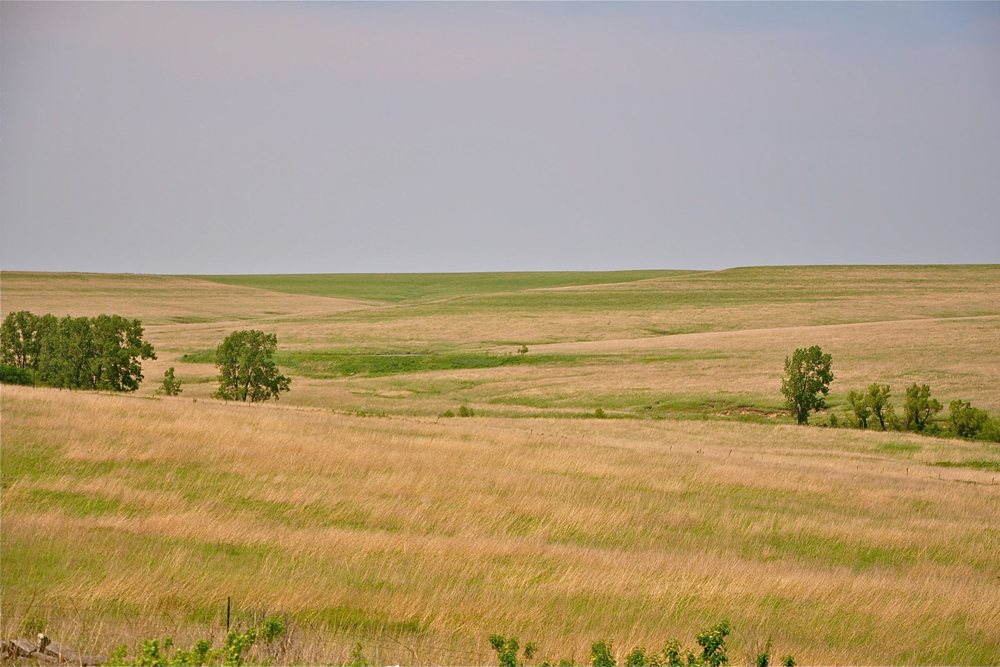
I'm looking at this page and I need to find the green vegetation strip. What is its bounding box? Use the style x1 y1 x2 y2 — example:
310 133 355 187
189 270 694 303
180 349 617 377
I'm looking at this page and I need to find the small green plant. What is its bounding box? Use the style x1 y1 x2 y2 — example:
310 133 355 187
590 640 615 667
594 408 606 419
136 637 173 667
754 639 772 667
695 620 730 667
490 634 524 667
156 367 183 396
348 642 370 667
109 644 129 666
458 405 475 417
518 345 529 355
223 628 256 667
781 656 795 667
624 647 646 666
440 409 455 418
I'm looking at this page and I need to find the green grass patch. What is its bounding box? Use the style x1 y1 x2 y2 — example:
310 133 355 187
178 350 216 364
876 442 923 454
191 270 694 304
276 351 598 378
23 489 133 518
932 460 1000 472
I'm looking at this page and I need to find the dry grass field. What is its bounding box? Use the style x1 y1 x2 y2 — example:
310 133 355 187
2 266 999 665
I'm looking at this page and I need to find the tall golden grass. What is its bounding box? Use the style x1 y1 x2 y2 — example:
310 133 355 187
3 386 998 664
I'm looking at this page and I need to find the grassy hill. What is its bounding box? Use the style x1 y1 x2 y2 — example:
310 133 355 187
2 266 999 665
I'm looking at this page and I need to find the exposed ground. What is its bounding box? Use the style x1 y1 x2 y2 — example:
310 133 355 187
2 266 999 665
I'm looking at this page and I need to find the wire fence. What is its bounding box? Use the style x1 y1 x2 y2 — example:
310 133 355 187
1 601 493 666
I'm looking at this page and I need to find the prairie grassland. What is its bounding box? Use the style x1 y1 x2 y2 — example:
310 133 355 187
2 386 999 665
2 265 1000 665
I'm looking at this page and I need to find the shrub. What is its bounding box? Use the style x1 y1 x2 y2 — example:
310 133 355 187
590 640 616 667
440 409 455 418
695 620 730 667
490 634 525 667
156 367 183 396
458 405 475 417
948 400 990 438
0 363 34 385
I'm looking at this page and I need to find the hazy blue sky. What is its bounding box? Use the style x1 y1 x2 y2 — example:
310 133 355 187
2 2 998 274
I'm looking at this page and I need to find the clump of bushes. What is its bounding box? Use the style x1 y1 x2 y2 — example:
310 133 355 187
107 616 285 666
490 620 791 667
440 406 475 418
839 381 998 441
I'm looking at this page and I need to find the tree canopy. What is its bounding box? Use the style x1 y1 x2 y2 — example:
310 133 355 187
781 346 834 425
214 330 290 403
1 311 155 391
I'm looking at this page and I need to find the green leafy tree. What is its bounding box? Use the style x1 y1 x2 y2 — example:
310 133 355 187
214 330 290 403
1 310 42 369
157 367 183 396
781 346 834 424
28 313 153 391
845 390 870 429
902 383 941 432
948 400 989 438
90 314 157 391
864 383 894 431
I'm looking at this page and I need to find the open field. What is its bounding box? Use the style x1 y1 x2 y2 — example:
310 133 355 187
2 266 1000 665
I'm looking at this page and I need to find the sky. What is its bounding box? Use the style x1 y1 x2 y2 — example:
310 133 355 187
2 2 999 275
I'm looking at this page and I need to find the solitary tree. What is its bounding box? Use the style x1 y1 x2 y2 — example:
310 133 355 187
781 346 834 425
156 367 183 396
214 330 290 403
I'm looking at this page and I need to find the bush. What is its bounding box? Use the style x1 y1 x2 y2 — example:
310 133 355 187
156 367 183 396
590 640 616 667
0 363 34 385
948 400 989 438
695 620 731 667
458 405 475 417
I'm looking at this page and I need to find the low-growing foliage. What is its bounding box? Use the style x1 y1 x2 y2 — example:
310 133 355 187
105 617 285 667
949 399 990 439
156 367 183 396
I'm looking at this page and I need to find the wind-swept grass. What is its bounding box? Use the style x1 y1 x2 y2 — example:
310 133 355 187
3 386 999 665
